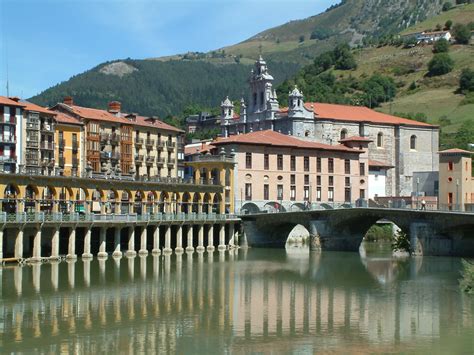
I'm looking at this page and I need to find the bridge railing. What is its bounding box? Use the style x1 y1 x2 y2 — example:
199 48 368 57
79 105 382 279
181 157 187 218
0 212 240 224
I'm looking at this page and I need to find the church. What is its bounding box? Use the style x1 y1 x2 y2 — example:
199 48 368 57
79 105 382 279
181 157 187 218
220 57 439 197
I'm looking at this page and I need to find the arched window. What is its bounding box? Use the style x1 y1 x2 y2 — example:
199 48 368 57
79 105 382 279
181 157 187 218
410 135 417 150
340 129 348 140
377 132 383 148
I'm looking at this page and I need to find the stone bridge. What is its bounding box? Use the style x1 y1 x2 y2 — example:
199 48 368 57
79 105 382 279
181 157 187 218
240 208 474 256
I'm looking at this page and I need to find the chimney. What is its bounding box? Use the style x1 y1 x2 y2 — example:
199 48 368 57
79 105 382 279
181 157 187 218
108 101 121 114
63 96 73 106
9 97 20 102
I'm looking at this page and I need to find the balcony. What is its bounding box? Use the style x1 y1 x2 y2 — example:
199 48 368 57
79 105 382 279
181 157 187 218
157 141 165 150
167 161 175 168
166 141 176 150
58 139 66 150
26 122 39 130
40 159 55 167
0 155 16 164
156 157 165 167
135 154 144 164
111 152 121 162
41 123 54 132
146 155 155 165
0 135 16 143
26 158 39 166
40 141 54 150
58 157 65 168
0 116 16 124
110 133 120 145
72 157 79 167
135 137 144 147
100 133 109 143
146 138 155 148
72 141 79 152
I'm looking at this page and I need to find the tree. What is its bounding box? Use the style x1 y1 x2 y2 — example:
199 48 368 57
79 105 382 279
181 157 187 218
442 2 453 11
310 28 333 40
459 68 474 92
427 53 454 76
452 23 471 44
333 43 357 70
299 35 305 43
433 38 450 53
444 20 453 30
361 74 397 107
435 23 443 31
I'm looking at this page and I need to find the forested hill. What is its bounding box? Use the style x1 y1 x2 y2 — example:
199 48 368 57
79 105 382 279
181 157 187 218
30 0 445 117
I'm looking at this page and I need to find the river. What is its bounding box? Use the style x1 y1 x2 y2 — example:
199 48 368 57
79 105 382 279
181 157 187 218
1 243 473 353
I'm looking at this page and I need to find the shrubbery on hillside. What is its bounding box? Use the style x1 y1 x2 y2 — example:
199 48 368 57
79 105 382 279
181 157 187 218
428 53 454 76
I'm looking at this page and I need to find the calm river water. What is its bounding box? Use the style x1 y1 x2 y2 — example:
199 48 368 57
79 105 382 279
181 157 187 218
1 244 473 353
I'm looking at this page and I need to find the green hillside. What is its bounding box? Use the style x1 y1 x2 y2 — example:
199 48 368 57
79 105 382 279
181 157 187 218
30 0 446 117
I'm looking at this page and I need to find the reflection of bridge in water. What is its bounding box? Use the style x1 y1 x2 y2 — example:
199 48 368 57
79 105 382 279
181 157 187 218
0 249 472 353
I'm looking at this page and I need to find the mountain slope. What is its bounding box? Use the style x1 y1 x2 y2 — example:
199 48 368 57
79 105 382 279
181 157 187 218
30 0 445 117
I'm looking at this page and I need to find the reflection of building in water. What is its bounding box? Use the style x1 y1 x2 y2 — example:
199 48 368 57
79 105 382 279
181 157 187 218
0 252 470 353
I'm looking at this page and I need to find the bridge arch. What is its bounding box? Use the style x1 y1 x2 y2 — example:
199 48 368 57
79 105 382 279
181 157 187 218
241 202 260 214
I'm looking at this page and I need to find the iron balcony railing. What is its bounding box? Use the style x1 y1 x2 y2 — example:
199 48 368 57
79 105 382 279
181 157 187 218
146 156 155 165
146 139 155 147
0 135 16 143
135 138 144 146
40 141 55 150
157 141 165 149
0 212 239 224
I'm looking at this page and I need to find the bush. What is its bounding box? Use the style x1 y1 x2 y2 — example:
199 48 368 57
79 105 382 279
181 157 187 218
459 68 474 92
333 43 357 70
391 230 411 253
408 81 417 90
310 28 333 40
299 35 305 43
459 259 474 295
444 20 453 30
433 38 450 53
442 2 453 11
362 74 397 107
452 23 471 44
427 53 454 76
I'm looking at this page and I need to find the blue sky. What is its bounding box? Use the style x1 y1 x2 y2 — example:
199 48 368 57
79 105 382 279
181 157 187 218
0 0 336 98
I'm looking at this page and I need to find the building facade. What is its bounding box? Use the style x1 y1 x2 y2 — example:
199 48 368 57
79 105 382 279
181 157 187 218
438 149 474 211
208 130 369 213
0 97 24 174
220 57 439 197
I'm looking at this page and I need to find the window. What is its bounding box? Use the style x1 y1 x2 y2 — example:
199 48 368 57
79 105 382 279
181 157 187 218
264 154 269 170
328 187 334 202
246 152 252 169
360 163 365 176
344 159 350 174
448 162 453 171
345 188 351 202
328 158 334 173
277 154 283 170
290 174 296 185
316 157 321 173
345 177 350 186
329 176 334 186
304 186 310 201
340 129 348 140
245 183 252 200
316 176 321 186
410 135 417 150
304 174 310 185
290 186 296 201
264 184 269 200
277 185 284 200
360 189 366 199
377 132 383 148
290 155 296 171
316 187 322 201
304 156 310 172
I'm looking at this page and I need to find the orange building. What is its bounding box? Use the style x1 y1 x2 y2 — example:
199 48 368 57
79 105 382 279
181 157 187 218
54 111 82 176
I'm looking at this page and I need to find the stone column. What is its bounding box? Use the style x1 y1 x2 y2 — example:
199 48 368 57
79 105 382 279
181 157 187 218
51 228 59 259
218 224 226 250
228 223 235 249
186 225 194 252
207 225 215 252
163 226 172 254
152 226 161 255
113 227 122 257
139 227 148 255
82 228 93 259
15 229 23 259
31 229 42 262
126 227 137 257
97 227 108 258
0 229 3 259
66 227 77 259
175 225 184 253
196 224 205 251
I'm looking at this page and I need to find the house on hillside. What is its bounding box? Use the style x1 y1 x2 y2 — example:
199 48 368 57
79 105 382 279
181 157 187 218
401 31 452 44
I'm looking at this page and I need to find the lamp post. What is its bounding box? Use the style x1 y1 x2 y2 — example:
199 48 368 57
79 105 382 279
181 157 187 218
456 178 460 211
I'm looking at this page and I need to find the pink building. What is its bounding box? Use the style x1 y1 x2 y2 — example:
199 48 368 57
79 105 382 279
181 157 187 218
211 130 369 213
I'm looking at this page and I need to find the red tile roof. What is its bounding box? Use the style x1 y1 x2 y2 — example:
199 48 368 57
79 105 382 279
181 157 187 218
212 130 361 153
438 148 473 155
184 143 215 156
131 115 184 133
54 111 83 126
304 102 435 127
0 96 25 107
21 101 56 115
339 136 373 143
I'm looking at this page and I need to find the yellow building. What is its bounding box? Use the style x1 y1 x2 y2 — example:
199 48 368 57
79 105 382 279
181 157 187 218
54 111 83 177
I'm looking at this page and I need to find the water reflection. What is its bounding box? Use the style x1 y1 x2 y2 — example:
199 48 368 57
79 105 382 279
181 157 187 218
0 247 473 353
